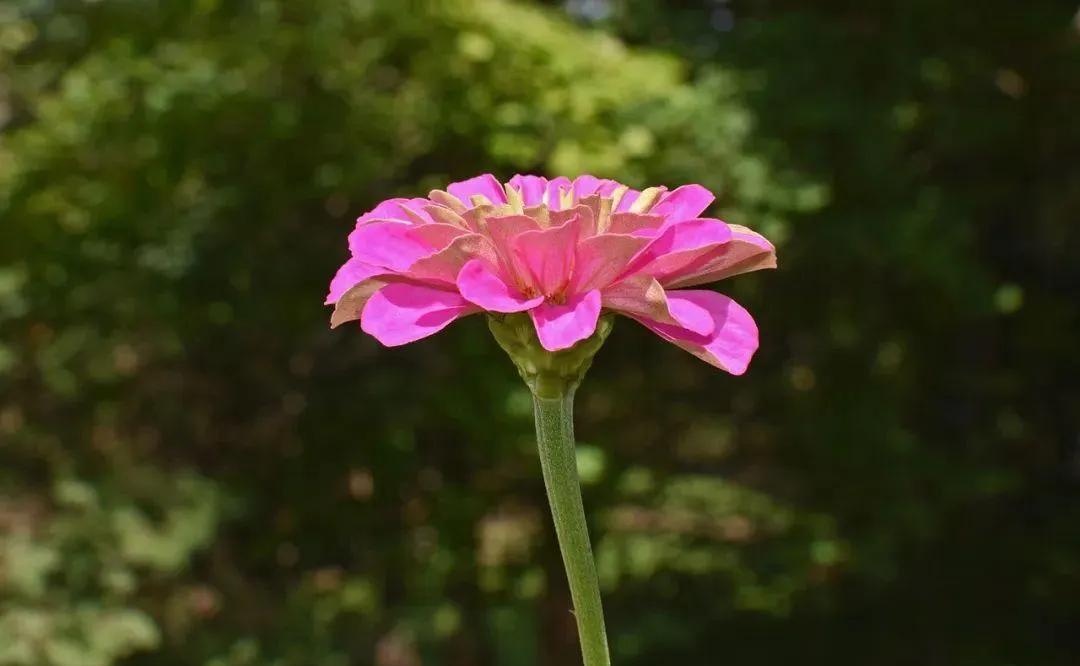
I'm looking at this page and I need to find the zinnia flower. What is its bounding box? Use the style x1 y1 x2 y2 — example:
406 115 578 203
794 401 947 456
327 174 775 374
325 173 777 664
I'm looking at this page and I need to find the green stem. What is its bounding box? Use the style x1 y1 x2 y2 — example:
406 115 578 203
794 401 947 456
532 390 611 666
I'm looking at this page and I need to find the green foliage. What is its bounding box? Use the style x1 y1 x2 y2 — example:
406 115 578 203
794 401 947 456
1 0 1077 664
0 473 218 666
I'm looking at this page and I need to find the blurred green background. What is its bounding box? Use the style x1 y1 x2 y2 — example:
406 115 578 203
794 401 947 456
2 0 1079 664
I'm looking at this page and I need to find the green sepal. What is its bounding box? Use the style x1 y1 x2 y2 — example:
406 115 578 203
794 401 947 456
487 312 614 399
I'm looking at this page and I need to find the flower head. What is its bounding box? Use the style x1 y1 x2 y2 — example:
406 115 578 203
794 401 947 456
327 174 775 374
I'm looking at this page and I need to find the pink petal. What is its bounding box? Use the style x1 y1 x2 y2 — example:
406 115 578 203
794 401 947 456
361 283 477 347
664 224 777 288
330 279 387 328
483 213 540 240
551 204 596 239
401 198 436 224
423 204 470 229
634 290 759 375
410 223 469 249
650 184 715 222
508 175 548 206
620 218 733 280
666 292 716 337
457 259 544 313
326 258 383 304
330 234 494 326
601 276 713 336
357 198 428 225
404 234 497 285
481 214 541 286
348 221 433 271
596 180 622 197
447 174 507 206
614 188 641 212
530 290 602 352
545 177 572 211
570 233 652 293
606 212 665 236
617 186 667 213
572 175 604 201
512 213 580 296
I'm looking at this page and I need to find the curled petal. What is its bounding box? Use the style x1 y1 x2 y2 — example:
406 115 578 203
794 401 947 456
601 276 713 336
447 174 507 207
361 283 477 346
664 224 777 288
326 258 384 305
330 278 387 328
650 184 715 222
457 259 544 313
634 290 759 375
621 218 733 279
666 293 716 338
530 290 602 352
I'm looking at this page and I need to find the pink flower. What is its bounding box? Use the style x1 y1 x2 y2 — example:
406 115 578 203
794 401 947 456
327 174 776 374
